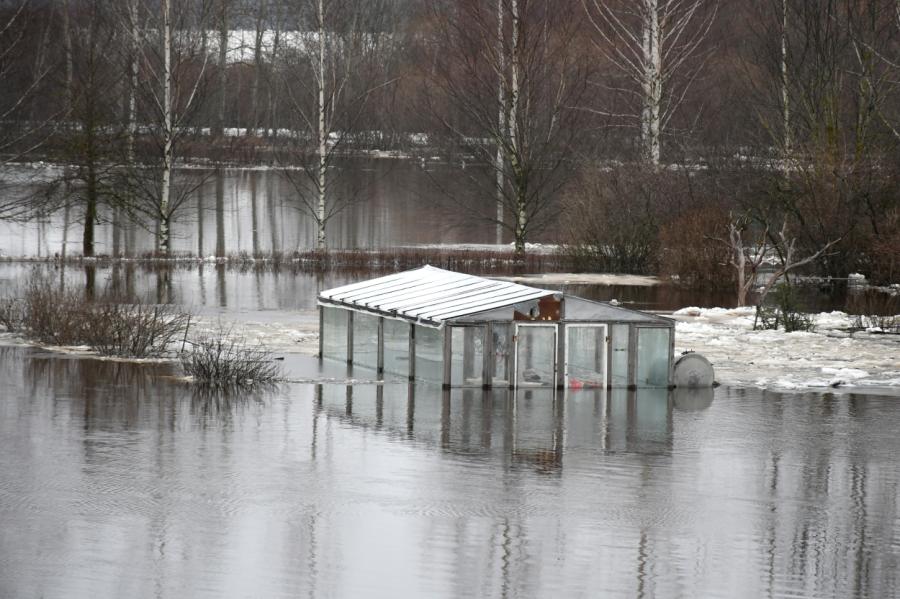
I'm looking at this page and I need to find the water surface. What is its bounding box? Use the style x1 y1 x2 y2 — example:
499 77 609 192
1 346 898 598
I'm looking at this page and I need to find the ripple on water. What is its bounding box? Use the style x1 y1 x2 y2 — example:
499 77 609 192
0 348 899 598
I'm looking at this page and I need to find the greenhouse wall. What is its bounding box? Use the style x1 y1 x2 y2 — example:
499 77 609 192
414 325 443 383
383 318 410 378
321 306 348 362
352 312 380 370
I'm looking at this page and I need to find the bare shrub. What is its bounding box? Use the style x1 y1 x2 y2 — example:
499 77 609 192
659 208 733 288
85 302 191 358
0 297 24 332
847 290 899 333
867 210 900 286
8 276 192 356
181 332 282 387
754 284 816 333
21 279 91 345
560 166 666 274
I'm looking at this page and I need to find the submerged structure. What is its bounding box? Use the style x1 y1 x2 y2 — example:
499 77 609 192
318 266 675 389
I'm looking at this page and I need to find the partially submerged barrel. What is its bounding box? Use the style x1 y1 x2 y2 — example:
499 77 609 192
673 352 715 388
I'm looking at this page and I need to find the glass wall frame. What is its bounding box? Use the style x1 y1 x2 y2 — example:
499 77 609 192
321 306 349 362
449 325 486 387
382 318 411 378
564 324 608 389
414 324 443 384
635 326 672 388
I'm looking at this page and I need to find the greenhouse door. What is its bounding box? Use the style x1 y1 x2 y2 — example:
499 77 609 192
564 324 608 389
514 324 557 388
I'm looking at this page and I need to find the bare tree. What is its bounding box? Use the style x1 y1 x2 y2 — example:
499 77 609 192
120 0 212 255
716 214 840 307
0 1 58 170
426 0 589 257
277 0 399 250
742 0 900 277
582 0 717 165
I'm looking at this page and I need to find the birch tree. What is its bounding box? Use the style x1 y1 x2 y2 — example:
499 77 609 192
743 0 900 277
426 0 589 257
582 0 717 166
121 0 212 255
278 0 399 250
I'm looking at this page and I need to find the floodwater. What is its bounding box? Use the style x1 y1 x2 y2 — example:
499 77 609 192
0 261 852 315
1 346 899 598
0 161 512 257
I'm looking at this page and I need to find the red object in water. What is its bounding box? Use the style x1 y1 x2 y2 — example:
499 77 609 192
569 379 583 389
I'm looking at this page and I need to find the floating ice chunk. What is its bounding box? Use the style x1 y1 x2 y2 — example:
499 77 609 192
821 367 869 380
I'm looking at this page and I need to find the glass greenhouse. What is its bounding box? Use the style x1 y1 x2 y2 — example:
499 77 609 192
318 266 675 389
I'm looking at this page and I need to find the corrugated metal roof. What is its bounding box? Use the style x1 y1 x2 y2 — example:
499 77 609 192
318 265 556 325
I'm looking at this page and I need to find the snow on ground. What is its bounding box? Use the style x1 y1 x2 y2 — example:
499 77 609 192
672 307 900 392
496 273 659 286
397 242 559 254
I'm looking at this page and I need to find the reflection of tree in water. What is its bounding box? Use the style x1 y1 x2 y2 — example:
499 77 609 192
17 348 271 431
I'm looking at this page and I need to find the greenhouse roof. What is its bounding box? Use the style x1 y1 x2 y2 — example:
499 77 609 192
318 265 557 325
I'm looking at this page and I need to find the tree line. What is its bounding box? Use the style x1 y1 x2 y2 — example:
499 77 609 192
0 0 897 289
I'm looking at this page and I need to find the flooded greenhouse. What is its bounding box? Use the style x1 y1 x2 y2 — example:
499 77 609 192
318 266 675 388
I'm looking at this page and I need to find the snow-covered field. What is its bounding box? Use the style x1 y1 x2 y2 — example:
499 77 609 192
672 307 900 392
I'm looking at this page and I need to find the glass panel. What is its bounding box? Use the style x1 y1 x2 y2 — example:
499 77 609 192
451 327 484 387
382 319 410 378
414 324 443 383
636 328 670 387
491 324 510 385
566 325 607 388
610 324 630 387
352 312 379 370
321 307 348 362
515 325 556 387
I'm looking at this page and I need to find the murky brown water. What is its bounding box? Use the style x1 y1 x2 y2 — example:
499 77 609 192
1 345 898 598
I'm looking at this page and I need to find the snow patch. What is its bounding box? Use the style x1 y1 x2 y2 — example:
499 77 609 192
673 307 900 392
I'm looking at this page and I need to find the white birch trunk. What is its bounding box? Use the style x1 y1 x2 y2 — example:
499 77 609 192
508 0 525 256
159 0 173 255
315 0 327 250
62 0 73 117
250 0 266 136
217 0 228 138
495 0 505 245
780 0 791 165
641 0 661 166
126 0 139 162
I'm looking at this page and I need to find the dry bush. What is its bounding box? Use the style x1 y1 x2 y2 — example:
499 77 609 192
867 210 900 285
21 278 92 345
659 208 734 288
85 302 191 358
847 290 899 333
0 297 24 332
181 331 282 387
5 276 192 356
560 166 667 274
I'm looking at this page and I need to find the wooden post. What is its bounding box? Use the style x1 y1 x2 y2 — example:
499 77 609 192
408 323 416 381
442 326 453 388
377 317 384 374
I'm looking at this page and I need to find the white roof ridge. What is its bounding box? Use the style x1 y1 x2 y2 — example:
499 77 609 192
319 267 557 324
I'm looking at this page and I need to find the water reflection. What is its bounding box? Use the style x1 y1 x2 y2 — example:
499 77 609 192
2 345 899 598
313 385 681 472
0 162 506 258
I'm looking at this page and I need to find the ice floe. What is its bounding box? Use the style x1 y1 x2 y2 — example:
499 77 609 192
672 307 900 391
